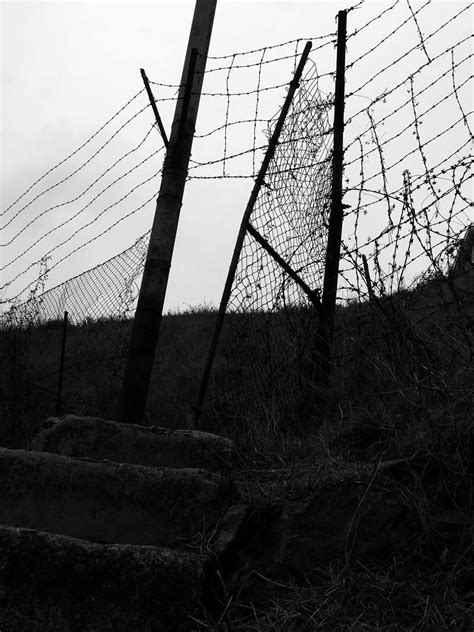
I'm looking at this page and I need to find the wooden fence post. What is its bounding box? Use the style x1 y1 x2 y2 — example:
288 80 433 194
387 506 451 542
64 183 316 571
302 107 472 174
119 0 217 424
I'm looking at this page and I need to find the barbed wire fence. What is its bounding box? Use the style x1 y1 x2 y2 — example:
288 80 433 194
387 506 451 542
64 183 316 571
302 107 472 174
0 32 336 441
1 0 472 445
0 81 174 442
193 47 334 433
326 0 473 455
195 0 473 439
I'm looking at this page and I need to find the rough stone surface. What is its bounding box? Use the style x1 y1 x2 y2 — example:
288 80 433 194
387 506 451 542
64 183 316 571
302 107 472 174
280 480 420 572
28 414 236 472
0 525 210 632
0 447 233 546
216 479 420 585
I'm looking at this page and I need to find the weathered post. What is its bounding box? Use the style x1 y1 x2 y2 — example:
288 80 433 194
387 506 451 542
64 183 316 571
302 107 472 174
313 9 347 386
119 0 217 424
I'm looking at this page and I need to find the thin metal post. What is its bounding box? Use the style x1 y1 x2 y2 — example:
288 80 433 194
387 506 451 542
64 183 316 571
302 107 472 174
313 10 347 385
140 68 169 149
362 254 375 301
193 41 313 422
119 0 217 424
56 311 68 416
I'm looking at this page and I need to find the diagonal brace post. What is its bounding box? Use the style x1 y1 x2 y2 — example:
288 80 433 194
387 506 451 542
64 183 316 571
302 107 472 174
140 68 169 149
246 222 321 311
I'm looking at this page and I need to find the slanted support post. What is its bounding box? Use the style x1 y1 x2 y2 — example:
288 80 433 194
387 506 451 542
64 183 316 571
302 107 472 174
193 41 313 423
140 68 169 149
119 0 217 424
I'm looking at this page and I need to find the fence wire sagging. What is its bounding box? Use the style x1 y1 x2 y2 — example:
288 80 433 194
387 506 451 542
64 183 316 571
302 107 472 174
0 87 173 308
0 78 168 441
0 35 335 438
0 234 150 443
340 1 472 299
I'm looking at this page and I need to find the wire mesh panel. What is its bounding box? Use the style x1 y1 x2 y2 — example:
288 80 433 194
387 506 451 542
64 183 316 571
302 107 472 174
0 234 149 442
199 59 334 432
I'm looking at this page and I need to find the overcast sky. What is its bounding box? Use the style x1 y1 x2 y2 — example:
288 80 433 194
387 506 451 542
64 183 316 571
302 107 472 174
1 0 472 315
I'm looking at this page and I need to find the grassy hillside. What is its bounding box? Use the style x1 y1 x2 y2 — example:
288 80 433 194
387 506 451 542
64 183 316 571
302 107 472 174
1 271 472 449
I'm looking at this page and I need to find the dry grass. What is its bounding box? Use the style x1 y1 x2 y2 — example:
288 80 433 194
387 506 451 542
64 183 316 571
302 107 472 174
194 563 473 631
1 273 473 629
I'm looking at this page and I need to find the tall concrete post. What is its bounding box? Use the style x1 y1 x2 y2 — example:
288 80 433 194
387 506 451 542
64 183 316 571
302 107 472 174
119 0 217 424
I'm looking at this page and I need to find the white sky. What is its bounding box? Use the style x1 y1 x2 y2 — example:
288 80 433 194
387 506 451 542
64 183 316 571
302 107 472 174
1 0 472 315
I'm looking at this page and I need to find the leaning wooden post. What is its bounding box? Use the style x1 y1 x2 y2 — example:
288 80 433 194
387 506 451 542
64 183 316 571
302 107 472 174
119 0 217 424
314 10 347 386
193 42 313 423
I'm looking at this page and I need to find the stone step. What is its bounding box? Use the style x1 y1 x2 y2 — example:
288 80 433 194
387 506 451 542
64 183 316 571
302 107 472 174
215 480 422 588
0 525 212 632
0 447 233 546
28 414 236 472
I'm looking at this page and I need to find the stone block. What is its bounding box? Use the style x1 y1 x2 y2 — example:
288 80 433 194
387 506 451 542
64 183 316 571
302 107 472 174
29 414 236 472
0 525 210 632
0 447 232 546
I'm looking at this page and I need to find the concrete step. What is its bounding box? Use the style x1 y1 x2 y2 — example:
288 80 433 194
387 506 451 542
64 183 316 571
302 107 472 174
0 525 213 632
28 414 237 472
0 447 233 546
